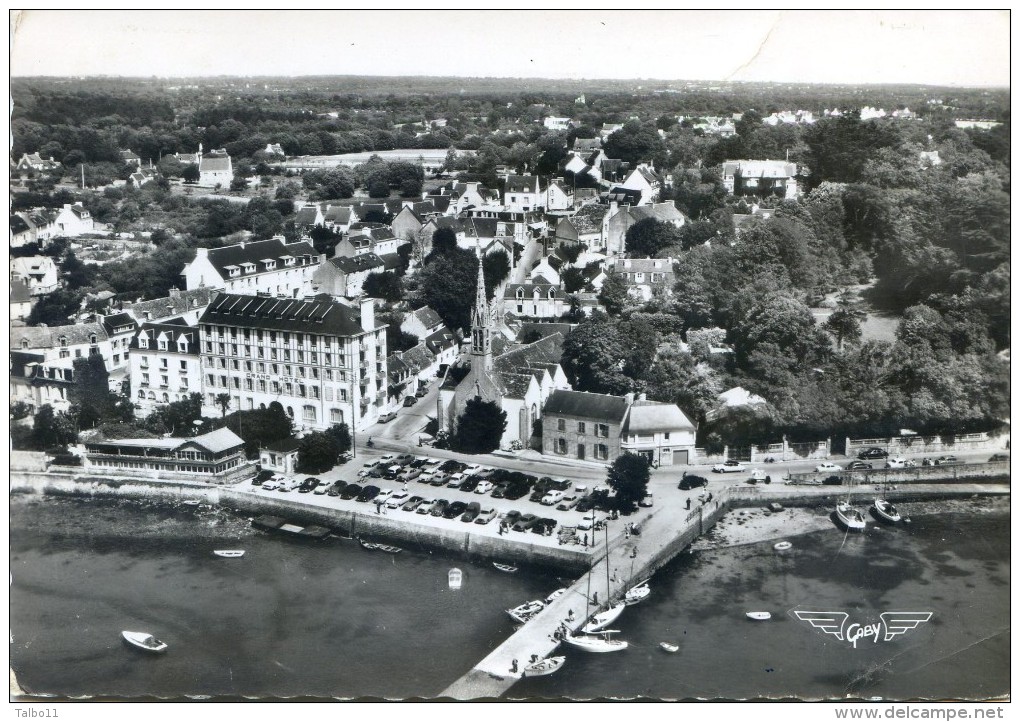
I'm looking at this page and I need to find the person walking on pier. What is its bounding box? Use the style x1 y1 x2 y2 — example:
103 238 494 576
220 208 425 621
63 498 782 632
583 533 588 547
510 659 518 674
686 498 691 510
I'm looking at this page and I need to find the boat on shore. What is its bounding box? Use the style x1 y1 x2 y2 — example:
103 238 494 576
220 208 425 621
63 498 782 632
493 563 518 573
507 600 545 624
523 656 565 677
773 541 792 551
872 499 902 523
835 502 867 531
564 631 628 653
659 642 679 653
181 500 200 507
251 515 331 540
624 580 650 605
213 550 244 558
746 611 772 621
121 631 167 653
582 602 626 633
545 588 567 603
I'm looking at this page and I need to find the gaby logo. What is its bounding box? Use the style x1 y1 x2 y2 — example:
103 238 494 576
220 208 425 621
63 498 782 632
792 611 933 648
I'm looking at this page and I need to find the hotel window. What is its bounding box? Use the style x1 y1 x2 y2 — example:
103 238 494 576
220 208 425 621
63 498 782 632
257 348 264 359
245 379 254 391
296 350 304 363
597 424 609 438
298 367 306 378
219 375 227 388
310 352 317 364
244 361 252 372
231 345 238 356
257 363 265 373
245 345 251 357
284 382 293 395
311 368 319 380
205 374 214 387
258 380 266 393
330 408 342 423
556 438 567 454
232 378 240 389
218 343 225 354
298 385 306 397
339 388 347 402
311 387 320 400
595 444 609 460
269 332 277 344
325 387 333 401
285 365 293 377
557 418 565 432
161 358 168 369
231 360 240 371
143 373 151 385
204 342 213 353
303 405 316 422
324 353 331 365
272 364 280 375
161 375 169 386
577 421 586 434
270 381 280 394
270 349 278 361
284 350 291 362
180 360 187 371
217 358 226 369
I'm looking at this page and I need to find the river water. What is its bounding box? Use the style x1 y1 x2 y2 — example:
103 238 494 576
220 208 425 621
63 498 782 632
9 495 1009 701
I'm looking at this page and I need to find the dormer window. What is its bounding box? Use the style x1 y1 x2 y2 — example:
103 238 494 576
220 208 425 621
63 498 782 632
178 340 188 353
20 339 28 349
89 334 97 345
158 339 168 351
242 262 256 274
548 289 555 299
59 336 68 347
138 336 148 349
516 288 524 299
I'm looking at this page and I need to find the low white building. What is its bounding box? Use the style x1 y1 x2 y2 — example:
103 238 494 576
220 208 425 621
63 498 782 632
620 400 698 466
10 255 59 295
52 204 96 237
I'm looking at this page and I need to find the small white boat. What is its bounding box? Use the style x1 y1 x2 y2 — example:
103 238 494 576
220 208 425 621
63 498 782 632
872 499 902 523
582 602 626 633
181 500 200 507
523 656 565 677
493 562 518 573
122 630 168 653
564 632 628 653
624 581 651 605
545 588 567 604
835 502 867 531
773 541 792 551
659 642 680 653
507 600 545 624
448 568 463 590
213 550 245 558
746 611 772 621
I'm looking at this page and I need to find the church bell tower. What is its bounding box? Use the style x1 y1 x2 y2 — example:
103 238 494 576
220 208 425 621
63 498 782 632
470 244 492 372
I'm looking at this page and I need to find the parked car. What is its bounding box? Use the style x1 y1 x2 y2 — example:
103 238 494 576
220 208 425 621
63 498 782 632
822 475 843 486
253 469 275 485
430 471 451 486
511 513 539 532
416 499 437 515
340 483 363 500
576 511 603 531
403 396 418 407
474 507 498 525
989 453 1009 463
378 454 397 464
460 502 482 523
935 455 960 466
446 472 466 488
678 475 709 490
712 460 747 473
367 468 385 479
885 457 916 469
357 485 381 502
504 483 530 501
532 518 557 535
400 495 425 512
277 478 301 492
490 483 509 499
845 461 873 471
474 480 495 495
556 494 580 511
327 480 347 497
640 494 654 507
541 490 565 506
415 387 428 397
378 412 397 423
298 477 320 493
394 454 415 465
409 458 429 469
459 477 480 493
398 468 422 483
815 462 843 473
502 510 523 527
374 489 395 504
430 500 450 517
440 460 466 473
474 468 496 479
386 491 410 509
261 479 281 491
858 447 889 460
444 501 468 519
313 480 332 494
357 463 376 478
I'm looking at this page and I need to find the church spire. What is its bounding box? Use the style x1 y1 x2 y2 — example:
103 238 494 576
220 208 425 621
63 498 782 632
470 242 492 369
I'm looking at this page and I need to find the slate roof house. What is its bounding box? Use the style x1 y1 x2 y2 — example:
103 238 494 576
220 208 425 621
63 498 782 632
310 253 385 298
181 237 321 297
721 159 799 199
198 149 233 188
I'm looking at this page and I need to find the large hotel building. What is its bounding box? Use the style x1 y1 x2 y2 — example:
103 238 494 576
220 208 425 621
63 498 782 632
196 292 387 431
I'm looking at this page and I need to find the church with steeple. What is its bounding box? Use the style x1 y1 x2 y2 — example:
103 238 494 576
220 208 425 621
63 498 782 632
437 251 571 448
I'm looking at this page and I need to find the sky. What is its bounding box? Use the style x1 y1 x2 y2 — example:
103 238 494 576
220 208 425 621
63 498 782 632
8 9 1011 87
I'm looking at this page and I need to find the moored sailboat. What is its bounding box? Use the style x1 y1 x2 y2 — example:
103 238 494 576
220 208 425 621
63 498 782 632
835 502 867 531
872 499 902 523
523 656 566 676
624 580 650 605
564 630 629 653
582 602 626 633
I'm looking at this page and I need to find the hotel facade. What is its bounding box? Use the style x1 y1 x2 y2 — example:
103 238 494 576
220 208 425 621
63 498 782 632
196 292 387 431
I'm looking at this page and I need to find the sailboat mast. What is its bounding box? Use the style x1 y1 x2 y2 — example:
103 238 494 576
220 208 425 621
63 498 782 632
604 521 610 605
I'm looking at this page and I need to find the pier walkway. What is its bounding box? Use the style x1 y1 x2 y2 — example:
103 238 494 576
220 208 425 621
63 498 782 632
440 481 1009 699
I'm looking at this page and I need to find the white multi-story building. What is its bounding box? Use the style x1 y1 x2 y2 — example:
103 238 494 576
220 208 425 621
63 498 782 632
181 237 322 297
196 293 387 431
130 321 202 416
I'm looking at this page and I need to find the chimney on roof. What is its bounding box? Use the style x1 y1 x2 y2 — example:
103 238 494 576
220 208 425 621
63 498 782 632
360 298 375 332
624 391 635 405
168 288 180 299
196 247 209 258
